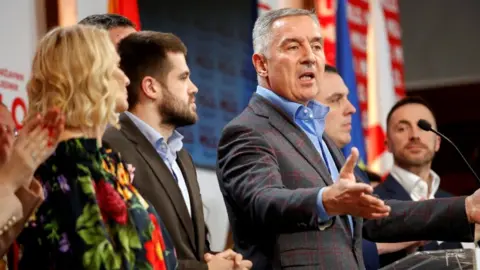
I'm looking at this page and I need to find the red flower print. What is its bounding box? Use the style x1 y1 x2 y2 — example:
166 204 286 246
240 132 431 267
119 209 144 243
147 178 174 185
144 214 167 270
94 180 128 225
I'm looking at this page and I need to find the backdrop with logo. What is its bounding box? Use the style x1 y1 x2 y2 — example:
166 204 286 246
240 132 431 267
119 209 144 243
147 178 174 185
0 2 46 129
137 1 258 169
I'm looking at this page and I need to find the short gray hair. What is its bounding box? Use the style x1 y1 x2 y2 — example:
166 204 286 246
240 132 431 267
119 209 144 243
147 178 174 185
252 8 320 55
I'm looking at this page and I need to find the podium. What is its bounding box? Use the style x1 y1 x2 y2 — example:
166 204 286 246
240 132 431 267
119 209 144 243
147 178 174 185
380 249 480 270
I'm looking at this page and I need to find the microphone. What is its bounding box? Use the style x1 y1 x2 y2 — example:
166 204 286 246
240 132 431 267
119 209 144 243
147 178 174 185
417 119 480 184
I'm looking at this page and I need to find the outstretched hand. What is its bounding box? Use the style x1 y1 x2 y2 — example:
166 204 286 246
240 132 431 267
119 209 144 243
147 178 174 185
323 147 391 219
465 188 480 224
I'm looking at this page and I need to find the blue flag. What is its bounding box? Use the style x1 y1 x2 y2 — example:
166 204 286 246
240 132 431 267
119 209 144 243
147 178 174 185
335 0 367 166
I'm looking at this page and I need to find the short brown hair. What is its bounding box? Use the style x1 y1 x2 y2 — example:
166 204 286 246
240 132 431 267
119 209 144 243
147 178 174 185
78 14 135 30
325 64 338 74
386 96 435 128
117 31 187 108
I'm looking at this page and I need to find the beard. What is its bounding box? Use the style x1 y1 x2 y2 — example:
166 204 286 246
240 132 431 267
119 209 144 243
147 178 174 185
394 141 436 168
158 88 198 128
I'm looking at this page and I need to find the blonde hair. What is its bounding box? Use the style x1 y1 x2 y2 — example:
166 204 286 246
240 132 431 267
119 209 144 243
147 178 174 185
27 24 119 130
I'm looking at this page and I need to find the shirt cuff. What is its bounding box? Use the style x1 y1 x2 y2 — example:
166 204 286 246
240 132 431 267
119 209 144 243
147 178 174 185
316 187 332 222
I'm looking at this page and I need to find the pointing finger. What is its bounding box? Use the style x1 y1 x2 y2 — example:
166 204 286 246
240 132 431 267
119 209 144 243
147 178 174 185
339 147 359 178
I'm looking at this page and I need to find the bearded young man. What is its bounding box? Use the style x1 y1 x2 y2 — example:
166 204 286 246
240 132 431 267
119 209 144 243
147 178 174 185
374 96 463 267
103 31 251 270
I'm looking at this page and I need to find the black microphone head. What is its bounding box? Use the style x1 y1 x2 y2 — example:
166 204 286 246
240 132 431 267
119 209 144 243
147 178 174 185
417 119 432 131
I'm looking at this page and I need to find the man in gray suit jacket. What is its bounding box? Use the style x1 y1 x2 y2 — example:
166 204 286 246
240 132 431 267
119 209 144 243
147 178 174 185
216 8 480 270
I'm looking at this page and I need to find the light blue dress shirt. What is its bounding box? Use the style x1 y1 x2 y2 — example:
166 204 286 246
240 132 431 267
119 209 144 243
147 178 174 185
125 111 193 216
255 86 353 233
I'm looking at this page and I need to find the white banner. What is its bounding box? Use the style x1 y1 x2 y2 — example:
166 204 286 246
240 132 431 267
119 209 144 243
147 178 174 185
0 1 46 128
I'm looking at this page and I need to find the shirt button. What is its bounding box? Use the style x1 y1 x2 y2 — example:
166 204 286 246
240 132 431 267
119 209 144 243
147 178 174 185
303 109 308 114
11 216 16 222
309 114 313 118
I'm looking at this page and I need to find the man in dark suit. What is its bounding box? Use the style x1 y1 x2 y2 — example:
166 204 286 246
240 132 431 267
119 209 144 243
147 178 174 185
103 31 251 270
216 8 478 270
374 97 464 267
317 65 427 270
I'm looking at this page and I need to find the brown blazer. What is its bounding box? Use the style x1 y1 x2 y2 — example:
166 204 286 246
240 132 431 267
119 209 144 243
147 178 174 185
103 113 208 270
0 180 43 256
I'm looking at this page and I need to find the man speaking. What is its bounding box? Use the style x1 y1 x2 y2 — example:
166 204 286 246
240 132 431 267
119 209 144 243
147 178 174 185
217 8 479 270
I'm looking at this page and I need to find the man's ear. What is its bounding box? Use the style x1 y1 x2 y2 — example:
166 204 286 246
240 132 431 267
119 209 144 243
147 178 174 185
252 53 268 78
434 135 441 152
385 134 392 153
141 76 161 100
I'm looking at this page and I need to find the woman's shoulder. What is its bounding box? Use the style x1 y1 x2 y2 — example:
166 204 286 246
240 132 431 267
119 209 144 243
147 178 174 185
54 137 101 158
36 137 104 180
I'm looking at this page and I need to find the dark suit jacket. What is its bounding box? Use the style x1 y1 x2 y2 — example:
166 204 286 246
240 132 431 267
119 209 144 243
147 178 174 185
103 113 209 270
355 167 380 270
374 174 463 267
216 94 474 270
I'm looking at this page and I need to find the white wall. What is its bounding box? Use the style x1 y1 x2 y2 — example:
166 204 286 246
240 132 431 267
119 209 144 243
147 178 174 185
76 0 108 21
0 0 46 126
197 168 229 251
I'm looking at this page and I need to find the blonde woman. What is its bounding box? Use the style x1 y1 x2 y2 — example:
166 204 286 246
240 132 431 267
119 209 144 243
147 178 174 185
17 25 177 270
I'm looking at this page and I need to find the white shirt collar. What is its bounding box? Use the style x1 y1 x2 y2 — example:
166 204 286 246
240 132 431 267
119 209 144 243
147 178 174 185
390 165 441 201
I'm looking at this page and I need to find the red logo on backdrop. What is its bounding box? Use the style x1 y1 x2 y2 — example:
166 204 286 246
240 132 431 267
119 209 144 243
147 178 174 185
0 68 28 129
316 0 336 65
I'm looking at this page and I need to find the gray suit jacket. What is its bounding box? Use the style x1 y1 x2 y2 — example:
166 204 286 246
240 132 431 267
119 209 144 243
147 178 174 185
216 94 474 270
103 113 209 270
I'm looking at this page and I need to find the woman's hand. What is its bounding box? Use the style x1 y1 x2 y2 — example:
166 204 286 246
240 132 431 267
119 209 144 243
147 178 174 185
0 108 65 192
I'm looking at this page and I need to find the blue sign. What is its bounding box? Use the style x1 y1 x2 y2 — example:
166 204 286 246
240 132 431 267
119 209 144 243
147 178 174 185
139 0 257 168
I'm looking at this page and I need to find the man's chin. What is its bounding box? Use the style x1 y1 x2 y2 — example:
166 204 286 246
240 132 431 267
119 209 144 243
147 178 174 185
337 135 352 149
175 115 198 127
400 154 432 166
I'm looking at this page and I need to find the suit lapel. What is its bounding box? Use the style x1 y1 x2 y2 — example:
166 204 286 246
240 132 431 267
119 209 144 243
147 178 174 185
323 135 345 170
176 150 205 256
383 174 411 201
118 114 196 249
323 135 359 238
255 97 333 186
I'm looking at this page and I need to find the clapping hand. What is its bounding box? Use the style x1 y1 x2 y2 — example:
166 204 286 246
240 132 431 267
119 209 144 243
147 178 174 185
0 108 64 192
322 147 391 219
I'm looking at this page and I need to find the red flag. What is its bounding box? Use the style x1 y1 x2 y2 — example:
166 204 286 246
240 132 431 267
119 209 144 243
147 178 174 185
108 0 141 30
366 0 405 176
316 0 406 177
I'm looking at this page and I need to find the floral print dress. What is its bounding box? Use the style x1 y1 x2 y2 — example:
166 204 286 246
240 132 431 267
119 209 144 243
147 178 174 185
17 138 177 270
